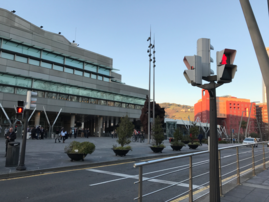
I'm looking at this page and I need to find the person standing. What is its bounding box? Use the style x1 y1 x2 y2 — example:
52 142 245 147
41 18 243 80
36 126 41 140
74 128 77 139
31 127 36 140
55 128 61 143
40 127 44 139
198 133 203 146
5 127 16 157
61 129 67 143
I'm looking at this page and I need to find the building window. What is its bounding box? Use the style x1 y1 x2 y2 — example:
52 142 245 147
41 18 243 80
37 91 45 98
91 74 97 79
16 88 27 95
65 58 83 69
42 51 64 64
15 55 27 63
29 59 40 66
84 72 90 77
64 67 73 74
90 99 98 104
98 76 103 81
0 86 14 93
74 70 83 76
1 52 14 60
115 102 122 107
85 63 97 72
81 97 89 103
47 92 57 99
2 40 40 57
98 100 106 105
129 104 134 109
107 101 114 106
59 94 68 100
70 95 78 102
98 67 110 76
41 62 52 69
53 64 63 71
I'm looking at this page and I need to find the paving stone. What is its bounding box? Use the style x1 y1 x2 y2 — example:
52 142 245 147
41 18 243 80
221 195 242 202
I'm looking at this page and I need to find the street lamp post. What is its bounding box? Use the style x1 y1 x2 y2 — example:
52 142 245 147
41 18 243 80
153 37 156 126
147 31 153 143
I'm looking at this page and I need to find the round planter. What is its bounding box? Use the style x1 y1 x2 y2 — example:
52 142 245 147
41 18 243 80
67 153 87 161
113 149 130 156
171 145 183 151
182 140 190 144
188 144 199 149
150 146 164 153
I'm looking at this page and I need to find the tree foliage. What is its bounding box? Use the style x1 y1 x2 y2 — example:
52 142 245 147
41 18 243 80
152 116 164 147
171 128 185 146
117 115 134 148
189 122 199 144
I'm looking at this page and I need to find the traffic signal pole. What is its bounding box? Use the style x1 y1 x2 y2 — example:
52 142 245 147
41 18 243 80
193 78 222 202
16 110 29 171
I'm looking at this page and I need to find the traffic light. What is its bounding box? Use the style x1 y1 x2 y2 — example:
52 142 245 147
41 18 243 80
216 49 237 83
25 91 38 109
197 38 214 77
183 55 202 85
16 106 23 114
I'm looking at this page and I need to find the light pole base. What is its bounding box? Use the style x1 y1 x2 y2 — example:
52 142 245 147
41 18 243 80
16 165 26 171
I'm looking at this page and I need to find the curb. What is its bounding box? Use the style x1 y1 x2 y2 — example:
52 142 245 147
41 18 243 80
0 149 207 180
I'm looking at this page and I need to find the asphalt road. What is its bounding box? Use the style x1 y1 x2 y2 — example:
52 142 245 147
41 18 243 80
1 145 268 202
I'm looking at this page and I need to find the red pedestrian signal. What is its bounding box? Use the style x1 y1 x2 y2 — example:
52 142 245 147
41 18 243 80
221 54 227 65
17 107 23 114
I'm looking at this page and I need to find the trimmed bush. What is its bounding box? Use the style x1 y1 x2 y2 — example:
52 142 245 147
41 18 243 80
65 141 95 154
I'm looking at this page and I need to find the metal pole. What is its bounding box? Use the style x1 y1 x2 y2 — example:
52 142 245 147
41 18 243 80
28 108 36 122
236 147 240 185
252 145 255 176
238 111 245 143
263 143 266 170
245 103 253 138
16 110 29 171
189 156 193 202
153 38 155 126
147 30 151 144
208 86 220 202
0 103 12 127
240 0 269 136
218 150 223 197
138 166 143 202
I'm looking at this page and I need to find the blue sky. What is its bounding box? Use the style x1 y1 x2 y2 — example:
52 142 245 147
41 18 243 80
1 0 268 106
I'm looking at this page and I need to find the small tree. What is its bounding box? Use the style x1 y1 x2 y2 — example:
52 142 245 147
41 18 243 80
152 116 165 147
241 120 247 134
172 128 185 146
116 115 134 148
189 122 199 144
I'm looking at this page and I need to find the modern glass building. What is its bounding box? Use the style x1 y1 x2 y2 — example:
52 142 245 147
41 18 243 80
0 8 148 136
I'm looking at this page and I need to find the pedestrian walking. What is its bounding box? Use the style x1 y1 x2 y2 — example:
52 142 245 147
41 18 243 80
198 133 203 146
74 128 77 138
36 126 41 140
55 128 61 143
40 127 44 139
61 129 67 143
5 127 16 157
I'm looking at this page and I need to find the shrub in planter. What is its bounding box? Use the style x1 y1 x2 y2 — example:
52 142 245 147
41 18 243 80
150 116 165 153
65 141 95 161
112 115 134 156
188 123 200 149
171 129 185 151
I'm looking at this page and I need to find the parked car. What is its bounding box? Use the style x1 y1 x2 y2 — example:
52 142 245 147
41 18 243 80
242 138 258 147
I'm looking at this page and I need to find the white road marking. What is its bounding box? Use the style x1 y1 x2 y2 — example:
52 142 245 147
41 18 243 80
88 169 200 189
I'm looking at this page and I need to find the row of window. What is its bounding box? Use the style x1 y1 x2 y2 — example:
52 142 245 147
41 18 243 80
0 73 145 105
0 38 111 76
0 51 110 82
0 86 143 110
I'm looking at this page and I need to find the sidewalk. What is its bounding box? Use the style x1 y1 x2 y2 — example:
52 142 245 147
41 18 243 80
0 137 211 176
221 168 269 202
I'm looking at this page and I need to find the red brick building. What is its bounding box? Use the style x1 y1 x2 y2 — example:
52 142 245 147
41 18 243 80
194 90 256 137
256 103 269 140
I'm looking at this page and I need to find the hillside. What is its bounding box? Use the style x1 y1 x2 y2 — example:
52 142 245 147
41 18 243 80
159 103 194 121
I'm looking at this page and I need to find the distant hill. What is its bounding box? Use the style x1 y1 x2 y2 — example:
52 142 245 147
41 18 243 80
159 103 194 121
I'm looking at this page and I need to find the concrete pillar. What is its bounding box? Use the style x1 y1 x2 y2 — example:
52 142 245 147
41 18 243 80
70 115 75 128
96 116 103 137
35 112 40 127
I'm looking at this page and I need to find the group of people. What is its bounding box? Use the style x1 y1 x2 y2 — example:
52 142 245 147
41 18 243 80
133 129 144 142
29 126 48 140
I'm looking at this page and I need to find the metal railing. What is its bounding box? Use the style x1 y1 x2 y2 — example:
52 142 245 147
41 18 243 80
133 142 269 202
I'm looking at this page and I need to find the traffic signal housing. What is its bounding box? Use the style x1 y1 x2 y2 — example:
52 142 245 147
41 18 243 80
183 55 202 85
216 49 237 83
25 91 37 109
197 38 214 77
